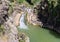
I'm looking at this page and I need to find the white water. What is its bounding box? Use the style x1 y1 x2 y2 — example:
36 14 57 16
19 14 28 29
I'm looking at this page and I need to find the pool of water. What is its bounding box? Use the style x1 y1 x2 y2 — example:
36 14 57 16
18 24 60 42
19 14 60 42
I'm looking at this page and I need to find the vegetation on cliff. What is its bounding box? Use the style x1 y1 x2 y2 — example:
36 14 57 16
34 0 60 33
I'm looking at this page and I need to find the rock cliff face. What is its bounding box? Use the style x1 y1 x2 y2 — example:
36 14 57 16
27 8 43 26
4 19 19 42
0 0 9 24
0 0 19 42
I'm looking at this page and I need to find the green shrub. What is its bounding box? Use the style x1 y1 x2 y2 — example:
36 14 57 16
9 0 14 2
0 25 5 35
17 0 25 3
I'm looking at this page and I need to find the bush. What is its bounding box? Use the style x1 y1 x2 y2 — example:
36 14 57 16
0 25 5 35
17 0 25 3
9 0 14 2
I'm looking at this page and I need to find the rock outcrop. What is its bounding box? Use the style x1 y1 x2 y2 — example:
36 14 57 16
27 8 43 26
0 0 9 24
0 0 21 42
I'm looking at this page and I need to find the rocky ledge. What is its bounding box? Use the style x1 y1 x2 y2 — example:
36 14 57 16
26 8 43 27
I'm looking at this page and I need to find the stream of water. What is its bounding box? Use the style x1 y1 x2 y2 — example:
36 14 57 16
19 14 28 29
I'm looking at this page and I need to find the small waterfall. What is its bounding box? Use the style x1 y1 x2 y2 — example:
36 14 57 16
19 14 28 29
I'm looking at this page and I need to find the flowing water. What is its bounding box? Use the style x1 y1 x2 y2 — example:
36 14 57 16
19 14 28 29
19 14 60 42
